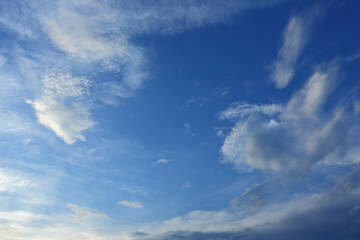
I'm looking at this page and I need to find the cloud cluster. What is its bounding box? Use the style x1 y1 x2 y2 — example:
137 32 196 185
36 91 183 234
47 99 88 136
1 0 291 143
58 0 284 36
0 168 33 193
67 203 109 220
3 0 288 143
221 61 360 171
37 0 286 106
26 71 95 144
128 169 360 239
0 209 121 240
3 174 358 240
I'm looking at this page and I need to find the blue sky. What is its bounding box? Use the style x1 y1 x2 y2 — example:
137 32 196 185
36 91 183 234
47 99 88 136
0 0 360 239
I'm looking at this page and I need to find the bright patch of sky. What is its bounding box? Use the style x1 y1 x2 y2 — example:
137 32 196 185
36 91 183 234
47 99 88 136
1 0 360 239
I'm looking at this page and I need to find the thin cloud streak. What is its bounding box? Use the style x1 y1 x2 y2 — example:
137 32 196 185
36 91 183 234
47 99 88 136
67 203 109 221
118 200 143 209
270 8 319 88
153 158 173 165
0 168 33 193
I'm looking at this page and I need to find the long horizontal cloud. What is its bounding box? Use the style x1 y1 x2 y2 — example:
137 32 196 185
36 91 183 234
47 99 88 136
67 203 109 221
130 169 360 239
118 200 143 209
221 61 360 171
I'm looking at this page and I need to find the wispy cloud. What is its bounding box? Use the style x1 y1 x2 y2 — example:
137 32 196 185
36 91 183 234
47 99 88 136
184 86 230 109
153 158 173 165
184 123 196 137
118 200 143 209
67 203 109 221
270 9 318 88
26 71 95 144
129 170 360 239
64 0 285 36
119 183 148 196
219 103 283 121
0 0 289 143
0 168 33 193
134 194 322 238
0 209 122 240
221 61 360 171
35 0 286 103
182 181 192 189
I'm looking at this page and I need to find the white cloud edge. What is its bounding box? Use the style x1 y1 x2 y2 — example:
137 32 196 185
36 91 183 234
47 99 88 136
152 158 173 165
118 200 143 209
221 62 360 171
67 203 109 220
0 168 33 193
26 71 95 144
270 7 320 89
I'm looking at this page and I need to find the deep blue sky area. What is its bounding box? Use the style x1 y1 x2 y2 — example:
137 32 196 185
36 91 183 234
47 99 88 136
0 0 360 239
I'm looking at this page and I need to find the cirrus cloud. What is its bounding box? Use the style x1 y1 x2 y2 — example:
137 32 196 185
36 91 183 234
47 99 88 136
118 200 143 209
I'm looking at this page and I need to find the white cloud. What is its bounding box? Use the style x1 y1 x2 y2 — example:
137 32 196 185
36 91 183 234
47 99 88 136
40 0 125 61
270 9 318 88
0 0 291 143
221 62 360 171
283 63 338 120
0 110 35 136
128 170 360 239
119 183 148 196
74 0 285 36
0 1 38 39
153 158 173 165
0 172 358 240
184 123 196 136
182 181 192 189
0 209 127 240
0 0 291 142
0 55 42 137
0 168 33 193
88 148 95 154
38 0 147 103
118 200 143 209
41 72 90 97
131 193 324 238
270 16 305 88
27 71 95 144
219 103 283 121
35 0 287 105
67 203 109 220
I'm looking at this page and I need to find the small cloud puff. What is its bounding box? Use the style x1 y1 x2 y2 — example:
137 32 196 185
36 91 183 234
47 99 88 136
118 200 143 209
153 158 173 165
182 181 192 189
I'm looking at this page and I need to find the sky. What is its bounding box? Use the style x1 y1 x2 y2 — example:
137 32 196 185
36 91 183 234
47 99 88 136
0 0 360 239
